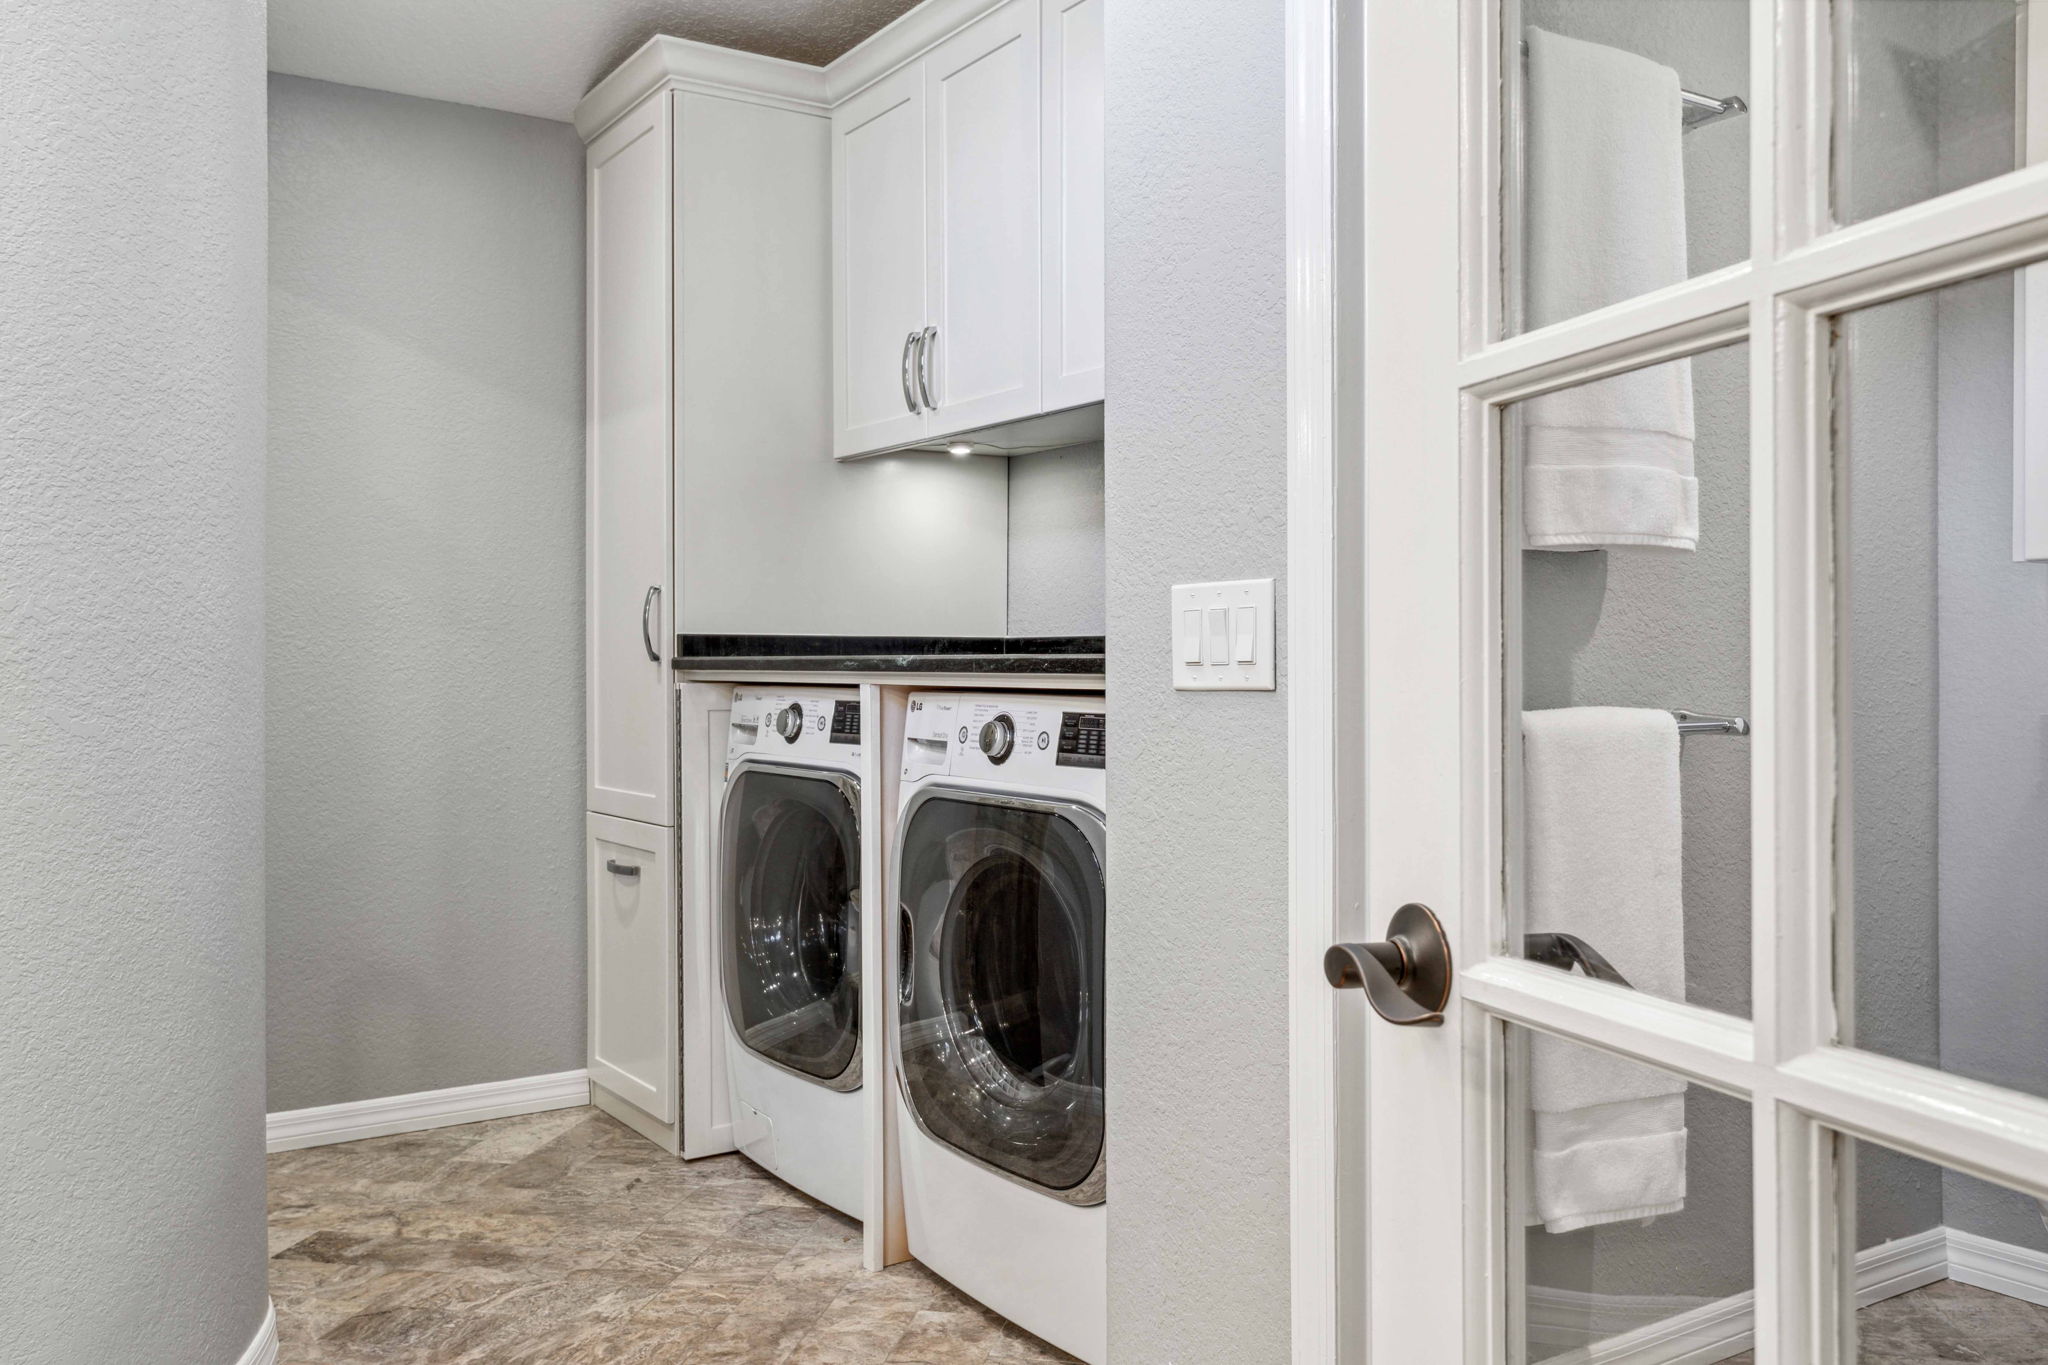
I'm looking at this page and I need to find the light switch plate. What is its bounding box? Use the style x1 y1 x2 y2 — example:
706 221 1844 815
1171 579 1275 690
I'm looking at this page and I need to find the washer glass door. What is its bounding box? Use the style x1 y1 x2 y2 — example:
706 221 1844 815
720 765 861 1089
896 794 1105 1203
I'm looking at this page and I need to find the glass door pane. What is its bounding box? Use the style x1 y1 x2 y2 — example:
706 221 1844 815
1508 342 1753 1018
1836 1131 2048 1360
1834 0 2028 228
1502 0 1750 335
1835 264 2048 1103
1508 1026 1755 1364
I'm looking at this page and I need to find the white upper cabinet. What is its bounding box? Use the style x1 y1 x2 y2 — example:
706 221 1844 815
922 1 1041 435
833 66 931 461
1039 0 1104 410
586 95 676 826
832 0 1103 460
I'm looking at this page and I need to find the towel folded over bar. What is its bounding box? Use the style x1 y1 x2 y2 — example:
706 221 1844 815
1521 28 1698 552
1522 706 1689 1233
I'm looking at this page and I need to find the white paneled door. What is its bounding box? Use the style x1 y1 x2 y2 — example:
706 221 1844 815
1342 2 2048 1361
922 0 1041 435
833 65 930 460
587 812 679 1124
586 94 675 827
1039 0 1105 412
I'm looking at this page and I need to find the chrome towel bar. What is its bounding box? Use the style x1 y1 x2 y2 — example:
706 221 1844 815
1672 710 1748 737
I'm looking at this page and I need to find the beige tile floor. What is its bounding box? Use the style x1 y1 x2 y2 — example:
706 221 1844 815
267 1106 1080 1364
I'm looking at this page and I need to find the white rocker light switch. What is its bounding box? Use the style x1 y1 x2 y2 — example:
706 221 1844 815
1171 579 1275 691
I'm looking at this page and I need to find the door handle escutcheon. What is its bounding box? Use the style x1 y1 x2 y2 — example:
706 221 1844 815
1325 902 1453 1027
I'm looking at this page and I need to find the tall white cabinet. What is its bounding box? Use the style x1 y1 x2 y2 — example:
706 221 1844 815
583 87 684 1147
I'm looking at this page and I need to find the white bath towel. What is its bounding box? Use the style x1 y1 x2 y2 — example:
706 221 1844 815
1523 707 1688 1233
1522 28 1697 551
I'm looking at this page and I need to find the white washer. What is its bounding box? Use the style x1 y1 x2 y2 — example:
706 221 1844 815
719 687 865 1218
894 691 1106 1364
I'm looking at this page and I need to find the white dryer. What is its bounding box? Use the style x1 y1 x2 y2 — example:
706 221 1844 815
719 687 865 1218
893 691 1106 1364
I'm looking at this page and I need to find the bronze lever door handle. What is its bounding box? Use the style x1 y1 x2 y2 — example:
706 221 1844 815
1325 902 1453 1027
1524 931 1633 988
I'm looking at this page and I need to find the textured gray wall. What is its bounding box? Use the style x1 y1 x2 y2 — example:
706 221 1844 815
0 1 270 1360
1007 444 1106 636
267 76 587 1111
1103 0 1292 1357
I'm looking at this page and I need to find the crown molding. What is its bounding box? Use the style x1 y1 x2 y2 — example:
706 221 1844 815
821 0 1009 104
574 34 829 142
573 0 1012 143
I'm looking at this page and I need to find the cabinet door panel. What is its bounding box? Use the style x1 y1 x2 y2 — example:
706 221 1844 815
587 95 676 824
1040 0 1104 410
834 66 929 459
588 812 678 1124
924 0 1041 436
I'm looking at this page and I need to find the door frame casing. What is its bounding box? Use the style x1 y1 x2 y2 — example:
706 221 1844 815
1283 0 1356 1360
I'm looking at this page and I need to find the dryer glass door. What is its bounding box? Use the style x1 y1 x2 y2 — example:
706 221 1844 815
720 767 861 1088
896 794 1105 1203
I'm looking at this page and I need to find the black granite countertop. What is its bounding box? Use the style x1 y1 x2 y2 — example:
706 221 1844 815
673 634 1105 675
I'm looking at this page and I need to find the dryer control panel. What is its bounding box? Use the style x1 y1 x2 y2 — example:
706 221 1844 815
901 692 1107 800
728 688 862 769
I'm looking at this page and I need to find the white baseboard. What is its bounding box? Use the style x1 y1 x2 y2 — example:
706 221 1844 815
1528 1226 1951 1365
237 1299 278 1365
266 1069 591 1153
1948 1226 2048 1307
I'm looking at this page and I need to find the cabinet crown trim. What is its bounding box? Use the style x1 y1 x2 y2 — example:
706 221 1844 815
575 35 828 139
574 0 1009 144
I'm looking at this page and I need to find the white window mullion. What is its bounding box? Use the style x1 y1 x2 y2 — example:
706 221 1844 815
1455 268 1749 395
1779 1051 2048 1203
1466 0 1508 356
1458 960 1754 1093
1777 160 2048 304
1758 1 1809 1359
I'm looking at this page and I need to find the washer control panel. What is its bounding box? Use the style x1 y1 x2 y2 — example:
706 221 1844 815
829 699 861 745
901 692 1107 798
728 687 861 767
1055 710 1106 769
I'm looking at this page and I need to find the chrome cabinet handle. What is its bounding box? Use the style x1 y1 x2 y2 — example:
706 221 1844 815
606 859 640 878
1325 902 1453 1027
641 585 661 663
901 330 922 412
916 325 938 410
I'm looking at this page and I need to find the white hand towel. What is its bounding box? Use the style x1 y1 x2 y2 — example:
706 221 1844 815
1523 27 1697 551
1523 707 1688 1233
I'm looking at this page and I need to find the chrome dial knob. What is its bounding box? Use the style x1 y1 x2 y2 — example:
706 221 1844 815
776 703 804 742
979 714 1015 763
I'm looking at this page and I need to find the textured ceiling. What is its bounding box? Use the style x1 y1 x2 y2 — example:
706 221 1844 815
268 0 925 122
